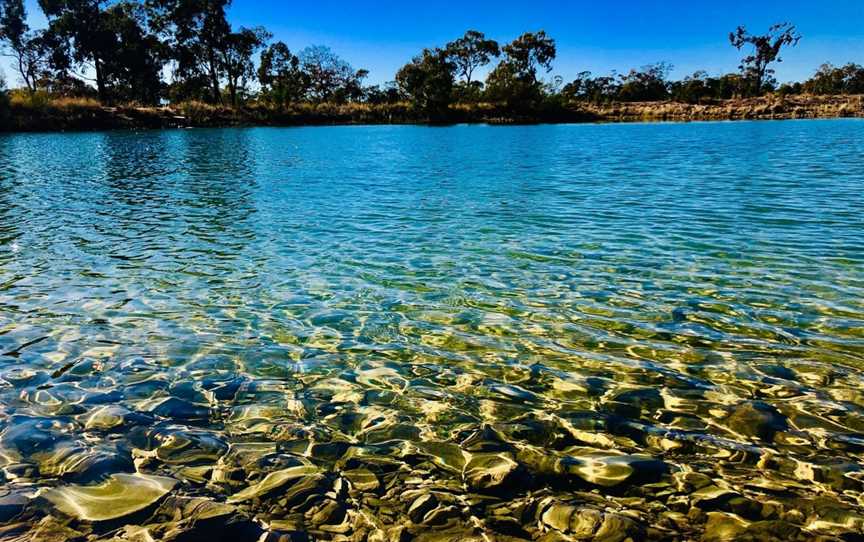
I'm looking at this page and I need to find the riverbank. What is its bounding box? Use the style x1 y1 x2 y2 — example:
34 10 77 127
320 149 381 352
1 94 862 132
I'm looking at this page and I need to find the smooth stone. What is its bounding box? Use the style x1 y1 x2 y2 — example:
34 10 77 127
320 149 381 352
703 512 750 541
83 405 149 431
726 401 788 441
408 493 439 524
558 449 669 488
309 441 351 462
497 417 577 449
463 453 520 491
570 508 604 538
228 465 320 503
343 469 379 492
606 388 664 418
147 397 211 422
0 492 28 522
41 473 177 522
413 441 468 473
17 515 84 542
460 425 513 453
201 376 245 402
691 486 740 511
308 500 349 533
154 430 229 465
541 503 577 532
0 416 72 458
280 474 329 509
33 444 134 482
364 423 421 444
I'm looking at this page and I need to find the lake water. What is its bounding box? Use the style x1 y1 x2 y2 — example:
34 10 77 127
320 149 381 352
1 121 863 540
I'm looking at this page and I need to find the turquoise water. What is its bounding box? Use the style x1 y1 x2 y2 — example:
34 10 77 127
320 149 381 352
1 121 863 540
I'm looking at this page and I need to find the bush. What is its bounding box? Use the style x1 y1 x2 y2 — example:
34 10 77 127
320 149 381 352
9 89 51 109
803 63 864 95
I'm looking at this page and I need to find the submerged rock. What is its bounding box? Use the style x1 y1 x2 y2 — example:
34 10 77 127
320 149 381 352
413 441 469 473
82 405 152 432
146 397 211 423
0 492 28 523
33 442 134 482
605 388 664 418
557 448 669 488
726 401 789 441
41 473 176 522
227 465 320 503
463 453 520 492
537 501 645 541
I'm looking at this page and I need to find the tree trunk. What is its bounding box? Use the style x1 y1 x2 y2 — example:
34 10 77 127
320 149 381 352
17 54 34 94
229 79 237 107
94 55 108 103
208 54 221 104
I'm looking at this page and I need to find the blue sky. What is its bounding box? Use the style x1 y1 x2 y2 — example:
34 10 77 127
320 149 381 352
5 0 864 87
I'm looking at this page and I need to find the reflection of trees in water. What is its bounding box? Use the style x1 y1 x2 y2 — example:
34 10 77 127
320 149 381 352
0 138 21 264
177 128 260 257
168 129 271 368
100 131 176 209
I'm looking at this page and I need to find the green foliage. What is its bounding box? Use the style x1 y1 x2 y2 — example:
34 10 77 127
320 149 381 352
561 72 619 104
485 31 556 111
617 62 672 102
0 0 49 93
803 63 864 95
445 30 499 86
363 82 401 105
1 7 856 122
258 42 307 107
37 0 165 104
396 48 455 118
220 26 270 106
145 0 232 104
299 45 365 104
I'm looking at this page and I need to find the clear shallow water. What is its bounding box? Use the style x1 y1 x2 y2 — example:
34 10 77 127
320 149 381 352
1 121 863 541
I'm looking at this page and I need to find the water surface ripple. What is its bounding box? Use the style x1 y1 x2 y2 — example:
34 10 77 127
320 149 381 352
1 121 864 541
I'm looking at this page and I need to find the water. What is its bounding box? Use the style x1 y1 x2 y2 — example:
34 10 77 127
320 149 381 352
1 121 863 540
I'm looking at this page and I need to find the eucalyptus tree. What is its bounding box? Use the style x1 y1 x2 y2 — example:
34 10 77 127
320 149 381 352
146 0 232 103
298 45 362 103
485 31 556 109
37 0 113 101
0 0 48 93
258 41 308 106
100 2 166 104
37 0 164 103
501 31 556 82
729 23 801 96
396 47 455 117
445 30 499 86
220 26 270 106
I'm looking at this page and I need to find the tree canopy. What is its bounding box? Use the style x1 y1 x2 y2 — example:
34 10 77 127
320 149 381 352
1 9 853 117
729 22 801 96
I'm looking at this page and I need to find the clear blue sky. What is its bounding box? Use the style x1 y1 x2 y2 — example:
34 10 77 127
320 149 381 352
5 0 864 87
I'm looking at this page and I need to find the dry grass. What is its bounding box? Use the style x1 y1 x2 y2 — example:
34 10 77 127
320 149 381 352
49 96 101 109
8 89 101 110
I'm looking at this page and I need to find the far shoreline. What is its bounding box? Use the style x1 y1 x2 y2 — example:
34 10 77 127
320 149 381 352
1 94 861 134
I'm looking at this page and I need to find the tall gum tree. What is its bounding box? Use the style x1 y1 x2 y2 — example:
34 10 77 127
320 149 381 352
730 23 801 95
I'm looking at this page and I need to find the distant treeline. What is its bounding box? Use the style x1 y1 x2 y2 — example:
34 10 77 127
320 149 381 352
0 1 862 120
